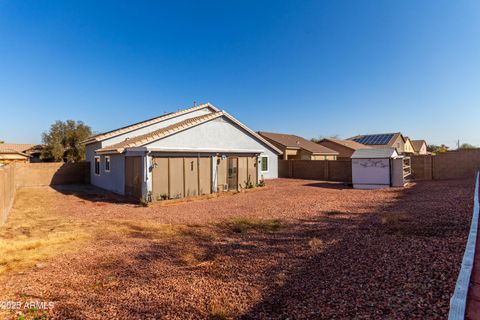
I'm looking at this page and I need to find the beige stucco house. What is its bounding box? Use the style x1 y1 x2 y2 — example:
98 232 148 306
258 132 338 160
0 144 35 164
411 140 428 155
348 133 408 154
403 137 416 154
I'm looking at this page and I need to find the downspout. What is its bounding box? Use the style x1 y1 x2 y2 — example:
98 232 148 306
145 151 151 202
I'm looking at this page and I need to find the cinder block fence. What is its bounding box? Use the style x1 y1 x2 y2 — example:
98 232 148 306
411 149 480 180
0 162 89 224
279 160 352 182
279 149 480 183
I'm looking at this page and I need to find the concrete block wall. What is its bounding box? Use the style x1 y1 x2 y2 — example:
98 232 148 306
409 150 480 181
0 162 89 225
278 160 352 182
14 162 90 187
410 155 433 180
0 164 16 224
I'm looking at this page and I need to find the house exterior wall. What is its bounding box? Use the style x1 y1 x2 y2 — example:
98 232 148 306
391 136 405 153
144 117 279 179
404 139 415 154
416 143 427 155
284 149 299 160
311 154 337 160
85 141 102 189
90 153 126 195
0 155 30 165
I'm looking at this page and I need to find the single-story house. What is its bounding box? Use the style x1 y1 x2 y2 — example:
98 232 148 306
83 103 282 201
348 132 408 154
411 140 428 155
0 144 36 164
403 137 416 154
257 132 338 160
317 138 370 160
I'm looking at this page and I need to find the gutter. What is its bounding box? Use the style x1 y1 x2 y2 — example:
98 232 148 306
448 172 480 319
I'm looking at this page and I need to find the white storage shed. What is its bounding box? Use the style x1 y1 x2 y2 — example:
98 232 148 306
351 148 410 189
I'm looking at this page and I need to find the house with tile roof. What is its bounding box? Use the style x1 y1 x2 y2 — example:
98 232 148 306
0 144 36 164
317 138 370 160
411 140 428 155
83 103 282 201
348 132 409 154
257 132 338 160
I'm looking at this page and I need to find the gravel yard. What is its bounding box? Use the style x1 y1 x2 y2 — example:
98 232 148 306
0 178 474 319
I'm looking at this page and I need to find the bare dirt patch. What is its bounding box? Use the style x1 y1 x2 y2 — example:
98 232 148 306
0 178 474 319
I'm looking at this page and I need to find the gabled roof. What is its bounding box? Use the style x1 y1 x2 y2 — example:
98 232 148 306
82 103 219 145
258 132 338 155
96 111 282 155
348 132 403 147
411 140 427 152
319 138 370 151
0 144 36 153
351 148 399 159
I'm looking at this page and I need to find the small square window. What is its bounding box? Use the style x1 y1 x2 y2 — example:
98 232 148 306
94 157 100 175
260 156 268 172
105 156 111 172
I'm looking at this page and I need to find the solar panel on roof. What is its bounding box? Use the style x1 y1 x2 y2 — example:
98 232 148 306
353 134 394 145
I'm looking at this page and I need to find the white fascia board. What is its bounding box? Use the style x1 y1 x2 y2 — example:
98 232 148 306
145 147 263 154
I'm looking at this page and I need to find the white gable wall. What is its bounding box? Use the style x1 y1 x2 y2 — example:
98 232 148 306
144 116 279 179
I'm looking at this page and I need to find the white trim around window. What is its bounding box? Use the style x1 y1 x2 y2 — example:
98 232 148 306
260 155 269 173
105 156 111 172
94 156 101 175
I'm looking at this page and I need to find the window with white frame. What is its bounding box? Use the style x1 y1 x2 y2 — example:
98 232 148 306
105 156 111 172
94 156 100 175
260 156 269 172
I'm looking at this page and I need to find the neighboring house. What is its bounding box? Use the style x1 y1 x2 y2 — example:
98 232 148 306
411 140 428 155
83 103 282 201
348 133 408 154
403 137 416 155
317 138 370 160
0 144 36 164
257 132 338 160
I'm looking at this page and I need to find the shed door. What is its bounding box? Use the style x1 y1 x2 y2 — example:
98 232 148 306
125 156 142 199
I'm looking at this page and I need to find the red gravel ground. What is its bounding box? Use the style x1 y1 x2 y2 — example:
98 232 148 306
0 178 475 319
466 177 480 320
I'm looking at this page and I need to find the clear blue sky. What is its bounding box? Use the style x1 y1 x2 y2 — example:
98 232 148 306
1 1 479 147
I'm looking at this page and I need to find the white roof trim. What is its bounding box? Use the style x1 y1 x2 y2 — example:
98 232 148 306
351 148 399 159
83 103 219 145
146 147 264 154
